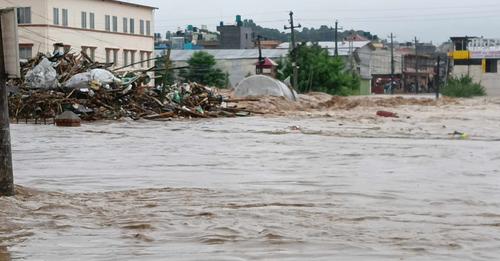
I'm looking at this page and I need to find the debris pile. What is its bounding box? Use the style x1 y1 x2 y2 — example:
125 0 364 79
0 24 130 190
8 52 253 123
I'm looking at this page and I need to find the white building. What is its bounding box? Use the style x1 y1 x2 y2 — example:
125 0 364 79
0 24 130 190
0 0 156 70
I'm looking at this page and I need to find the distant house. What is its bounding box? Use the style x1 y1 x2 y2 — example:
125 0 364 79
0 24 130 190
356 43 403 94
1 0 156 71
344 33 370 42
450 36 500 96
401 53 436 93
217 16 254 49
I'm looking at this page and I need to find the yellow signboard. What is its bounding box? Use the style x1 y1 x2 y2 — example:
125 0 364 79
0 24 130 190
451 51 470 60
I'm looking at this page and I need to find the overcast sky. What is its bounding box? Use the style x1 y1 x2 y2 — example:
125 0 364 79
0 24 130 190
126 0 500 44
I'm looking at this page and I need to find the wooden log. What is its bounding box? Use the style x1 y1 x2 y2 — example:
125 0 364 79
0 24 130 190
143 112 176 120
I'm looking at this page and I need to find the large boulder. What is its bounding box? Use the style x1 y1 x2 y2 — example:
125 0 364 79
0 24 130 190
234 75 297 101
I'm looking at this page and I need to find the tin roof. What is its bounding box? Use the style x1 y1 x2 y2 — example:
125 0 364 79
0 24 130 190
168 49 290 61
276 41 371 50
164 46 360 61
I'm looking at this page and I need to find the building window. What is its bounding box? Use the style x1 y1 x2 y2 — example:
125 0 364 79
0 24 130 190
486 59 498 73
140 51 145 67
146 52 151 67
146 20 151 36
106 49 111 64
83 46 96 61
113 49 119 66
62 9 68 27
123 50 129 66
123 18 128 33
17 7 31 24
53 8 59 25
112 16 118 32
81 12 87 29
130 18 135 34
140 20 145 35
19 45 33 60
89 12 95 29
105 15 111 31
89 48 96 61
130 51 136 67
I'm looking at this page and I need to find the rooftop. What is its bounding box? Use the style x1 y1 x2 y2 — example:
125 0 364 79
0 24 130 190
164 47 356 61
168 49 289 61
99 0 158 10
277 41 371 50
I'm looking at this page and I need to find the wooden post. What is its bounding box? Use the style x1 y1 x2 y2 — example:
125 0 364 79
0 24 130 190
0 16 14 197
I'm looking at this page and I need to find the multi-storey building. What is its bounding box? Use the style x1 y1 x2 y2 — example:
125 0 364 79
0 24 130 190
450 36 500 96
0 0 156 70
217 16 254 50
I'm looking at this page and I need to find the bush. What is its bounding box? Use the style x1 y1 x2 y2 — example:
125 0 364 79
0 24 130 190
441 76 486 98
277 44 360 96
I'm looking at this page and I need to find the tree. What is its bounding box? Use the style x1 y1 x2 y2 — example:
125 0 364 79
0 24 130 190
179 51 227 88
279 44 360 96
243 19 377 42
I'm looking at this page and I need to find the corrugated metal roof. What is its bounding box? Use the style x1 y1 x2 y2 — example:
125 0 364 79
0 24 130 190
276 41 371 50
163 47 357 61
167 49 290 61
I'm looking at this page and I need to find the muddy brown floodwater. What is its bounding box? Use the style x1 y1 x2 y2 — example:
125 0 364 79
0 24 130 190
1 99 500 260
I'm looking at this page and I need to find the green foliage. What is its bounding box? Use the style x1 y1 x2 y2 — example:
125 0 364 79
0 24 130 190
279 44 360 96
179 51 227 88
243 19 377 42
441 75 486 98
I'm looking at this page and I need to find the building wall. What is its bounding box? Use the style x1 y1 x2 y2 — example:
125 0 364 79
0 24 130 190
217 25 254 49
453 63 500 96
0 0 155 70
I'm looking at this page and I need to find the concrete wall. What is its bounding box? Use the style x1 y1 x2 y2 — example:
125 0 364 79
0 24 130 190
0 0 155 70
453 63 500 96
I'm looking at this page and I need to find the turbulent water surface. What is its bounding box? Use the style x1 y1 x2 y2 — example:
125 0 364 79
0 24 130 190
1 115 500 260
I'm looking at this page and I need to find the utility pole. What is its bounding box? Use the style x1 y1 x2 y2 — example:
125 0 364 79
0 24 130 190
436 55 441 99
414 37 419 94
256 35 263 74
0 18 14 197
159 48 171 103
284 11 301 91
390 33 395 95
334 20 343 57
348 30 355 73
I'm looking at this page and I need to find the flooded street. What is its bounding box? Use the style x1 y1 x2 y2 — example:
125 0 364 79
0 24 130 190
2 103 500 260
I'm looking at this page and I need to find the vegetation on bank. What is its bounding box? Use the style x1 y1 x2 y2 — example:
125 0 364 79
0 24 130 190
179 52 228 88
278 44 360 96
441 76 486 98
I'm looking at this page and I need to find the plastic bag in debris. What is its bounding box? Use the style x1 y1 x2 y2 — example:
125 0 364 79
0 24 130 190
64 69 122 89
64 72 91 89
25 58 59 89
90 69 122 85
